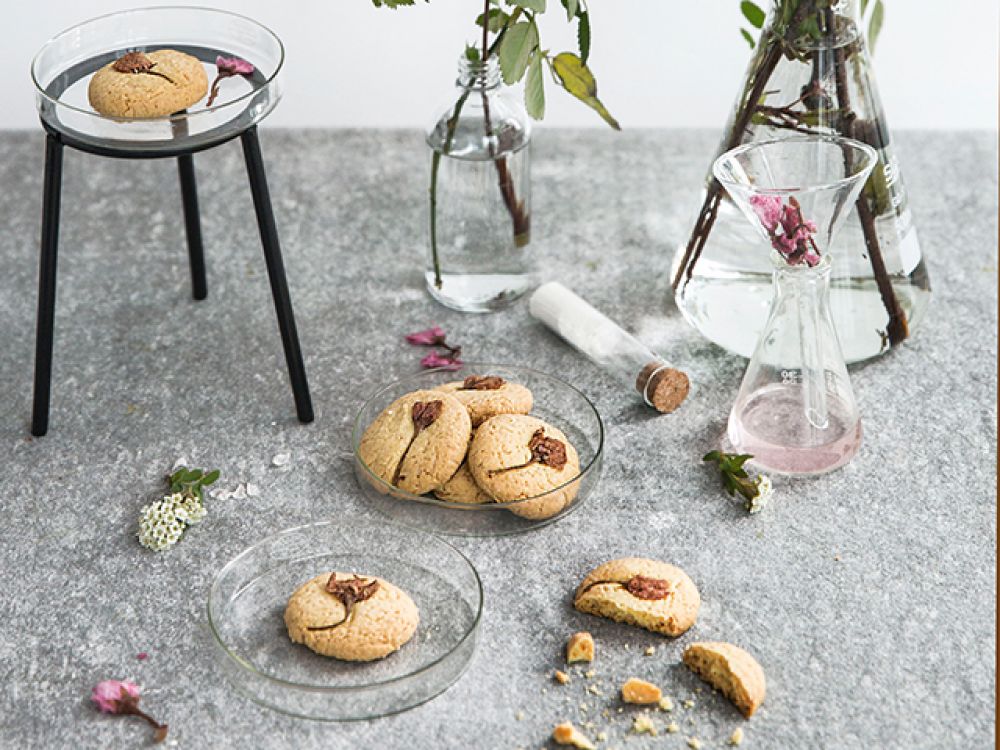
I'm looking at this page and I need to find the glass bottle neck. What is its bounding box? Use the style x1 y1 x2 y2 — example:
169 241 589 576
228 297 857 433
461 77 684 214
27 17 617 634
456 55 501 92
772 253 833 288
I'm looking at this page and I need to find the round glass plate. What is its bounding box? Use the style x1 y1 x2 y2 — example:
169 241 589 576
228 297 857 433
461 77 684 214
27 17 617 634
353 364 604 537
207 521 481 721
31 7 283 154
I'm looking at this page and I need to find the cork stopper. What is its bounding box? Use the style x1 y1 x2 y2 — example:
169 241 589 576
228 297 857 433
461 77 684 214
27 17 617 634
635 361 690 414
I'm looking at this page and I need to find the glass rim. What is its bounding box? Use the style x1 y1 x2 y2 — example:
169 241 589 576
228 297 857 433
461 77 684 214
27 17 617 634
30 6 285 123
206 519 483 693
713 135 879 195
351 362 605 513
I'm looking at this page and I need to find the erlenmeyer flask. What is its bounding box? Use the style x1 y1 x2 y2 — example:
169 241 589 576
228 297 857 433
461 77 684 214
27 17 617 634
671 0 930 364
714 136 876 475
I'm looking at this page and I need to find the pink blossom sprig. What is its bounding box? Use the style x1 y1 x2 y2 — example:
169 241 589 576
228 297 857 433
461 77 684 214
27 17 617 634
749 194 820 267
206 55 255 107
91 680 168 743
405 326 463 371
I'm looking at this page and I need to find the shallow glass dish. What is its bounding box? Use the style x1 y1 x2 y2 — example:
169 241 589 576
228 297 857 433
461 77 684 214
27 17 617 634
353 364 604 537
208 521 481 721
31 7 283 155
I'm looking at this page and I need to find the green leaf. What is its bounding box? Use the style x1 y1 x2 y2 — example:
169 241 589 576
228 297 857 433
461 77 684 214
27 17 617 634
465 44 481 62
551 52 619 129
498 21 538 84
740 28 756 48
476 7 510 33
860 0 870 17
561 0 579 20
703 450 723 463
371 0 422 7
867 0 885 54
202 469 220 486
740 1 766 29
577 10 591 65
509 0 545 11
524 51 545 119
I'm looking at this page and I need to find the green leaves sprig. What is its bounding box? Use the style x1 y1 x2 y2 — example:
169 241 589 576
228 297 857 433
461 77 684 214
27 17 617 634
375 0 618 129
167 466 220 504
702 450 759 501
492 0 617 129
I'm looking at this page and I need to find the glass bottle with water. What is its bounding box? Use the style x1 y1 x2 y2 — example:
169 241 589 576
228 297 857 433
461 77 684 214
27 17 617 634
425 54 533 312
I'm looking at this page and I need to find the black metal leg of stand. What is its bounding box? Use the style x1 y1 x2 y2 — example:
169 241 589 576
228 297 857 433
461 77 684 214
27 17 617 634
177 154 207 300
240 126 314 424
31 135 64 437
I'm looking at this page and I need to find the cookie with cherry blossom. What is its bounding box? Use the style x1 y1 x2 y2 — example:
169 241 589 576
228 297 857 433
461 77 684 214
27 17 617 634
573 557 700 636
467 414 580 520
88 49 208 118
284 572 419 661
435 374 533 426
358 389 471 495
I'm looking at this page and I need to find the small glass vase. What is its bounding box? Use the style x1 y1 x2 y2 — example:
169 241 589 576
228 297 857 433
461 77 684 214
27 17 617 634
425 54 533 313
714 135 876 475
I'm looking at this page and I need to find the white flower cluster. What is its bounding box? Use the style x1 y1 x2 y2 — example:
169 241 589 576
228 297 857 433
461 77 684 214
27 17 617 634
745 474 773 514
137 491 207 551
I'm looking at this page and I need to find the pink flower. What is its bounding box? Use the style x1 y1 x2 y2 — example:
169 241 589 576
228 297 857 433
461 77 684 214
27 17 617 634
215 56 254 76
91 680 140 714
750 194 783 232
90 679 168 743
206 56 255 107
420 352 463 371
136 652 148 661
405 326 446 346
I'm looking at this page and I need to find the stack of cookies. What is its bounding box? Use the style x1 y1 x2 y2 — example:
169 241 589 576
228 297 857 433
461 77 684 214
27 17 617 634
358 374 581 520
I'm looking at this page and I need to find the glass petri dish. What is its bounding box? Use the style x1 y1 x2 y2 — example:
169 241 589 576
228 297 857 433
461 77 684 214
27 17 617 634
353 364 604 537
208 521 481 721
31 7 283 155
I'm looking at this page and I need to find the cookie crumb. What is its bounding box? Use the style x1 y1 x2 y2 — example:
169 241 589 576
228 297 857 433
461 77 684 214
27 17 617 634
553 722 596 750
580 703 589 713
658 696 674 711
584 669 597 679
686 738 702 749
666 722 680 734
567 632 595 663
682 699 695 709
644 646 656 656
622 678 662 705
586 684 603 696
271 452 290 467
554 670 571 685
729 727 745 746
631 714 657 736
515 710 525 721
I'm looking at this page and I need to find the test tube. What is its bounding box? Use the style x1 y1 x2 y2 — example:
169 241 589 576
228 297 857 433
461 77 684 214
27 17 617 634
529 282 690 414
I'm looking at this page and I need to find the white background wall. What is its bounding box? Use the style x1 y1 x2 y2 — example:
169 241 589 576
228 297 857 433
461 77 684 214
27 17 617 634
4 0 997 131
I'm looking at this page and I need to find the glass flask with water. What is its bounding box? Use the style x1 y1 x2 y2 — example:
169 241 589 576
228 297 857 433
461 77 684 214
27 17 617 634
425 54 533 312
671 0 930 363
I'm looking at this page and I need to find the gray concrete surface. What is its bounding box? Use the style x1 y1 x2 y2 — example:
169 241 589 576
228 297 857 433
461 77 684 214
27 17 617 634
0 128 994 748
